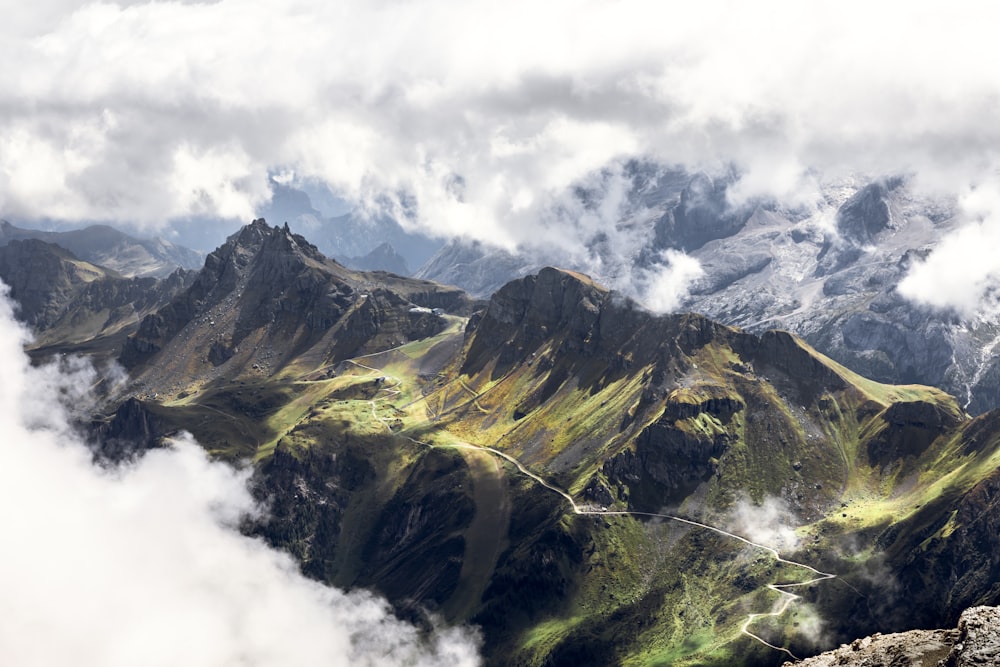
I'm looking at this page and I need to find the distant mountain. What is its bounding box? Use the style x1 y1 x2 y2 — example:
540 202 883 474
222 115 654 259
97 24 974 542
0 220 203 278
414 238 536 297
339 241 410 275
414 173 1000 415
0 238 193 355
258 181 443 273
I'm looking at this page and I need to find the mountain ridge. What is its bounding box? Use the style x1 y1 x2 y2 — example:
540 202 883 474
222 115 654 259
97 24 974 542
414 172 1000 417
17 218 1000 666
0 219 202 278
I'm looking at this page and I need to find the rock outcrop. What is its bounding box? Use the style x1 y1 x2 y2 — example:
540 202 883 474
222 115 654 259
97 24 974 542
787 606 1000 667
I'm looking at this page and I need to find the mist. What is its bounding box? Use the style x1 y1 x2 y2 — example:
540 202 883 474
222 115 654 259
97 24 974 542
726 496 801 553
0 284 480 666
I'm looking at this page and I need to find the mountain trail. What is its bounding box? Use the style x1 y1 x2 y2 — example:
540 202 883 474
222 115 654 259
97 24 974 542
355 355 837 659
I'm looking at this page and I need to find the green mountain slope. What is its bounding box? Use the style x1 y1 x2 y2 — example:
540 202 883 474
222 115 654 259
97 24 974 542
70 225 1000 666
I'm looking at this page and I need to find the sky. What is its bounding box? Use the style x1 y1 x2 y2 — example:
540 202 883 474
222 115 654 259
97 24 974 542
0 5 998 661
1 0 999 310
0 284 481 666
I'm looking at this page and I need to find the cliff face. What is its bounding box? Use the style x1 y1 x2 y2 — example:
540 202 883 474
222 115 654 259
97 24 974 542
88 398 170 462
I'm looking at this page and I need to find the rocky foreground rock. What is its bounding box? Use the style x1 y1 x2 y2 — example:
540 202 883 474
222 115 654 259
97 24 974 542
787 606 1000 667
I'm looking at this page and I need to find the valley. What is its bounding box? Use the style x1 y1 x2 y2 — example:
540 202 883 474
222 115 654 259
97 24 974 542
10 218 1000 666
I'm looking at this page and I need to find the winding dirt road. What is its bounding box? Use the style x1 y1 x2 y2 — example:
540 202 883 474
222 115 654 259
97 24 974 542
350 356 836 659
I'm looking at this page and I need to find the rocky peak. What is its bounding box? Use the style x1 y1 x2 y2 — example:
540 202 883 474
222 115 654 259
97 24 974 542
121 218 460 386
231 217 272 247
836 178 902 244
463 267 610 373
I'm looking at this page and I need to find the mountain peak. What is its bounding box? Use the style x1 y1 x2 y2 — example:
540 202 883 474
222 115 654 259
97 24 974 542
230 217 273 248
836 177 903 244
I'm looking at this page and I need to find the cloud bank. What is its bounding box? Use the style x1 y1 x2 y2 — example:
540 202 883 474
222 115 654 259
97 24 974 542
2 2 999 232
2 1 1000 312
898 184 1000 319
0 284 480 666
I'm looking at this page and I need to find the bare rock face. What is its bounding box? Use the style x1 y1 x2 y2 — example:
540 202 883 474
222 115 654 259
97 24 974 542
787 606 1000 667
940 606 1000 667
787 628 956 667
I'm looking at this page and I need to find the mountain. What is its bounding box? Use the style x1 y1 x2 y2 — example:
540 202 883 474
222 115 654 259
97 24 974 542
415 172 1000 417
0 219 202 278
120 219 475 401
414 238 538 298
0 238 193 356
57 229 1000 666
341 241 411 275
258 181 443 273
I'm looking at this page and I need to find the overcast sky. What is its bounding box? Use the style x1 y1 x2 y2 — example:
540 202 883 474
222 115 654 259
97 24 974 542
1 0 998 309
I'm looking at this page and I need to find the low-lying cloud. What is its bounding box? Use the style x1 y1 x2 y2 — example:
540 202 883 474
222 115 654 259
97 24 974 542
726 496 801 553
0 284 480 666
898 183 1000 319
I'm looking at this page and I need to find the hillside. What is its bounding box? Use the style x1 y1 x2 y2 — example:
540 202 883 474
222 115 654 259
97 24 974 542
61 223 1000 665
0 238 193 357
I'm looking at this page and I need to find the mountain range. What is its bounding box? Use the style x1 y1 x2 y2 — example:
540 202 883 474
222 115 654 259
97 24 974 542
9 217 1000 666
0 219 202 278
414 172 1000 417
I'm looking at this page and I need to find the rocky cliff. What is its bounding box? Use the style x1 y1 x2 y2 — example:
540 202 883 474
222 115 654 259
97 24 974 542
788 606 1000 667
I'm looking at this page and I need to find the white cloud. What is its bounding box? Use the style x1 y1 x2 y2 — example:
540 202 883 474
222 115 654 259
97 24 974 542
0 1 998 237
0 284 480 667
636 249 704 313
898 184 1000 318
2 0 1000 312
727 496 800 553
